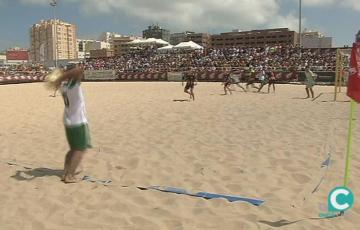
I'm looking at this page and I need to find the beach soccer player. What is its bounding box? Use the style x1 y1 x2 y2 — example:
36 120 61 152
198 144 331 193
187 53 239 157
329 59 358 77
46 63 92 183
257 68 269 93
267 68 276 93
246 69 259 90
304 66 317 98
246 68 259 90
183 69 197 101
257 67 276 93
230 71 247 92
223 72 233 95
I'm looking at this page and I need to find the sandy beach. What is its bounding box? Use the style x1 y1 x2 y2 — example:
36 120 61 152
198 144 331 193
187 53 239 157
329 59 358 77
0 82 359 230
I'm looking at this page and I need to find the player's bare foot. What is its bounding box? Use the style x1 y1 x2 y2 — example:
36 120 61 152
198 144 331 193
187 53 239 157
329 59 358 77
63 175 81 183
61 169 82 181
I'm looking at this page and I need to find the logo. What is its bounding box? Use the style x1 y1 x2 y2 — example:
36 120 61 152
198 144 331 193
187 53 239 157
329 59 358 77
319 187 354 218
328 187 354 212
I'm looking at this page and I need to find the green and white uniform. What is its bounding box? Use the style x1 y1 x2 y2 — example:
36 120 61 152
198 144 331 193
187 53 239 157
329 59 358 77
305 70 316 88
61 79 91 150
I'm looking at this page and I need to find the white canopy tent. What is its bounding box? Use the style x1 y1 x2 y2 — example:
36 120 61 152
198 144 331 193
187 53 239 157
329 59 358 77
143 38 169 45
127 38 169 46
127 39 143 45
157 45 174 53
174 41 203 50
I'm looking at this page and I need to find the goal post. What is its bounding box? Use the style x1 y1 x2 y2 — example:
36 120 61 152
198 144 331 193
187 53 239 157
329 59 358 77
334 48 351 101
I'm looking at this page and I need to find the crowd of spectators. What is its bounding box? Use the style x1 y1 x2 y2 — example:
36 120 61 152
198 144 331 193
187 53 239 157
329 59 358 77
84 45 337 73
0 45 337 83
0 64 47 80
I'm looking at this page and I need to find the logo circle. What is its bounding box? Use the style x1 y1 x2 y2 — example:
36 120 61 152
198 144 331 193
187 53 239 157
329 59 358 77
328 187 354 212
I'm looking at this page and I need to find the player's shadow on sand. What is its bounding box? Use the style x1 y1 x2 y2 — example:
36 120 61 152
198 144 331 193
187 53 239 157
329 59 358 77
11 168 63 181
318 99 350 103
256 91 270 94
173 99 190 102
291 97 310 100
259 216 337 227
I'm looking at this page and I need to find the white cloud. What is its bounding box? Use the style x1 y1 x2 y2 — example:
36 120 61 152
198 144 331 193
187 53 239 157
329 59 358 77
8 0 359 33
70 0 287 31
267 13 301 32
10 0 300 32
342 0 360 11
301 0 336 6
19 0 50 4
301 0 360 11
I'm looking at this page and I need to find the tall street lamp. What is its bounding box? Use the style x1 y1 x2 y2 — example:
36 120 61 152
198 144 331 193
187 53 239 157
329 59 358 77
50 0 57 67
299 0 302 55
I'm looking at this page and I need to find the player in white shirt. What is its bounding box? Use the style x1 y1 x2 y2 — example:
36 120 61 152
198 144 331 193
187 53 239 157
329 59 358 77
304 66 317 98
53 63 91 183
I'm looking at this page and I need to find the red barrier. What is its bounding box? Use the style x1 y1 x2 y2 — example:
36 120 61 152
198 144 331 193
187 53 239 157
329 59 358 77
0 74 45 84
193 71 299 82
0 70 303 85
117 72 167 81
195 71 226 81
116 71 299 82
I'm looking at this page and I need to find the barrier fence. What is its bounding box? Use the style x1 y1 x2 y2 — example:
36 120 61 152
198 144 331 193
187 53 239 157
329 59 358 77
84 70 117 81
0 70 336 85
0 73 45 85
117 72 167 81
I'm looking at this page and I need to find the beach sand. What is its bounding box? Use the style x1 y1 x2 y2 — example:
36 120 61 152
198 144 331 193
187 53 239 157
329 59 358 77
0 82 359 230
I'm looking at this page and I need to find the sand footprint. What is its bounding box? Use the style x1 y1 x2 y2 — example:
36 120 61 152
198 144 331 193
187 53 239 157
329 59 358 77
130 216 160 230
128 157 140 169
291 173 311 184
164 220 183 230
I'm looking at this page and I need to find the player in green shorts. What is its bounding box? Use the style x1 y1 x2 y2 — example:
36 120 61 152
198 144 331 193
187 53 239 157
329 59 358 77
53 63 92 183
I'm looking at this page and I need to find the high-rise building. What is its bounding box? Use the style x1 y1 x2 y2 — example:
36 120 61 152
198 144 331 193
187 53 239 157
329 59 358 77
112 35 142 56
30 19 77 64
301 31 332 48
211 28 299 48
97 32 138 55
170 31 195 45
143 25 170 42
77 39 110 59
98 32 121 43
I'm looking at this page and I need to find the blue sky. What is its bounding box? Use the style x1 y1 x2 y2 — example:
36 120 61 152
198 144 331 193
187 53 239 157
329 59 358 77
0 0 359 51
